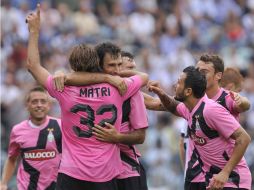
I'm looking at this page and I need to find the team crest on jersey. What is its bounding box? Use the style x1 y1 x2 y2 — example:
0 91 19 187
24 149 56 161
195 115 201 130
190 132 207 146
47 128 55 142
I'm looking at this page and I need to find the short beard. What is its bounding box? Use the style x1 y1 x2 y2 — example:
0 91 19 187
174 95 185 102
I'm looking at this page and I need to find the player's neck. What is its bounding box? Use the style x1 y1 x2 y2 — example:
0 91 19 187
30 117 47 126
206 85 220 99
184 97 200 112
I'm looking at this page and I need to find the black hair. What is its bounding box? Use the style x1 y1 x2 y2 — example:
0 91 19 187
121 51 134 59
183 66 207 98
95 42 121 69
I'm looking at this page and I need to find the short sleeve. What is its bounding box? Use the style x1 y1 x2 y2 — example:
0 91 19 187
204 103 240 139
122 75 142 100
8 127 20 157
176 103 189 120
129 91 148 129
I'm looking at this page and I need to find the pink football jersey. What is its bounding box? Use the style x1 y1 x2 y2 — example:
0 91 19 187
8 116 62 190
46 75 143 182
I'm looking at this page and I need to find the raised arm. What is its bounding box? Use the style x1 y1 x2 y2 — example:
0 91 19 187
148 81 179 116
26 4 50 88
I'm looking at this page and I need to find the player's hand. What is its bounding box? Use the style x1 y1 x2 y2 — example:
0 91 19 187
147 80 161 89
0 182 7 190
93 123 120 143
107 75 127 96
207 171 229 190
230 91 243 107
53 70 66 92
147 80 165 96
26 4 40 33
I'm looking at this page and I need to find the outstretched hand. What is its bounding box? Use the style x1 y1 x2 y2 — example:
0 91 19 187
147 80 165 96
26 4 40 33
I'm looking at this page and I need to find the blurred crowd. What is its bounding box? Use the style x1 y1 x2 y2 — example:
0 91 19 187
1 0 254 189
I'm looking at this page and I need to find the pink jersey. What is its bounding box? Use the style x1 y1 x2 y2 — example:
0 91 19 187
117 91 148 179
183 88 242 185
46 75 143 182
8 116 62 190
177 96 251 189
211 88 240 121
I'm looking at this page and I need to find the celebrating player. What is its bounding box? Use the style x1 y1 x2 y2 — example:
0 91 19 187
25 4 148 190
148 66 251 190
1 86 62 190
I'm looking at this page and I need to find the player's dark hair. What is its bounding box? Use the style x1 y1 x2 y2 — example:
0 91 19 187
121 51 134 59
183 66 207 99
199 54 224 73
95 42 121 69
69 44 100 72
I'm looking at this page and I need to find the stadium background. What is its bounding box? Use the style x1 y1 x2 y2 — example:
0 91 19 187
1 0 254 189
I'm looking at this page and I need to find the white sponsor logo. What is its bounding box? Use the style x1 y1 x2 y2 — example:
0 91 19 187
24 149 56 161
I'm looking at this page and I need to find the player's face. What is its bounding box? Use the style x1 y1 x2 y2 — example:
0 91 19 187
174 73 188 102
26 91 50 121
102 53 123 75
122 56 136 71
196 61 219 90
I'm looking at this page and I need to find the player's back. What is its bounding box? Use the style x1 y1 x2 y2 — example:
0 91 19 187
46 75 142 182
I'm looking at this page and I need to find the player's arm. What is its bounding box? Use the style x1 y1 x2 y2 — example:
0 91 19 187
54 70 149 92
53 70 127 95
119 70 148 87
209 127 251 189
1 156 19 190
179 136 185 170
148 81 179 115
26 4 50 88
230 92 250 113
143 92 166 111
93 123 146 144
117 91 148 145
117 128 146 144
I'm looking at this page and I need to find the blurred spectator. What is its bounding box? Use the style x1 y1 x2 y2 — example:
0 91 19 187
73 0 100 37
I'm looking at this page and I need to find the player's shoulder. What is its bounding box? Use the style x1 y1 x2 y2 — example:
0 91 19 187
12 120 29 132
177 102 187 110
48 116 60 121
203 96 227 114
48 116 61 126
